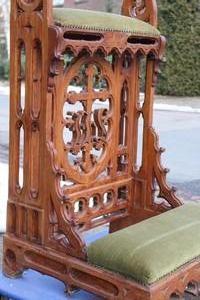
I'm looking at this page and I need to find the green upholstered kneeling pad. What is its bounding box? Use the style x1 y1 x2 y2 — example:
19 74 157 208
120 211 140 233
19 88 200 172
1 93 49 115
53 8 160 38
87 203 200 285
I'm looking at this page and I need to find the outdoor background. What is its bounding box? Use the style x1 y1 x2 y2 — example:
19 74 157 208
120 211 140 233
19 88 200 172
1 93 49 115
0 0 200 232
1 0 200 96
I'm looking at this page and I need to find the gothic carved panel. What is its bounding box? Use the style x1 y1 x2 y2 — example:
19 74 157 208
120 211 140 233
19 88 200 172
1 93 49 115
55 56 115 184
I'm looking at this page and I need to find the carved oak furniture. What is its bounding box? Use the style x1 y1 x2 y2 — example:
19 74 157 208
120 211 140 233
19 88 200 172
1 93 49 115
3 0 200 299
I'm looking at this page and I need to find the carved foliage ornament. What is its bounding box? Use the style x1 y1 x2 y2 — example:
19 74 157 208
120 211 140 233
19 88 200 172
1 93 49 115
131 0 146 18
122 0 157 27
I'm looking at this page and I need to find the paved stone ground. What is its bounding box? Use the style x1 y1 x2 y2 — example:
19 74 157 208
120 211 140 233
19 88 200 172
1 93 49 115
174 180 200 202
0 144 8 165
155 95 200 110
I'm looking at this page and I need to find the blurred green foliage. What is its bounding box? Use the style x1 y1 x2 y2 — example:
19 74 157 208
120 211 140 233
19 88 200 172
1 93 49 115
157 0 200 96
1 0 199 96
0 60 9 80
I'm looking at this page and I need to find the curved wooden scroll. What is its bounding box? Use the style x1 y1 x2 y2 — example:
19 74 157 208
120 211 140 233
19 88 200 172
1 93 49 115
121 0 158 27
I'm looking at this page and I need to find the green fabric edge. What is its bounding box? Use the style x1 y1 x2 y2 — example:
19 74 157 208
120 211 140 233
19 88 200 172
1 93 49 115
87 203 200 285
88 254 200 286
53 8 160 38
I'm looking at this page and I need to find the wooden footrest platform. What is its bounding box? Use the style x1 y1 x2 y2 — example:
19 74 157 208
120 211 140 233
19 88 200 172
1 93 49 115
88 203 200 285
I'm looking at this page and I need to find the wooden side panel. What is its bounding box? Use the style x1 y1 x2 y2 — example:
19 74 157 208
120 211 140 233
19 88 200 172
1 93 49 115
6 0 52 244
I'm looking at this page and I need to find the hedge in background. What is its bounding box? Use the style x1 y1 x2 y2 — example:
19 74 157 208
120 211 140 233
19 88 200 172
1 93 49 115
157 0 200 96
0 61 9 80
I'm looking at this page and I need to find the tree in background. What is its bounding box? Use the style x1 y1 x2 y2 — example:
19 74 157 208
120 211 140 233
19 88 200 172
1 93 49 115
1 0 199 96
105 0 114 13
0 0 9 79
157 0 200 96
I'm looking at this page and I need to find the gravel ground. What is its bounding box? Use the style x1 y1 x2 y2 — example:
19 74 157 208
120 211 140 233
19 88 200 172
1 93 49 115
175 181 200 202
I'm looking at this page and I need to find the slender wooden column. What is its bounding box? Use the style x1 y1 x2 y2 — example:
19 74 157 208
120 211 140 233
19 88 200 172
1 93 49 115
4 0 52 277
137 48 181 210
139 57 156 208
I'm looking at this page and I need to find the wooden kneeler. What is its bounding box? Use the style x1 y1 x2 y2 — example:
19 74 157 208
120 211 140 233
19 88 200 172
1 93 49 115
3 0 200 299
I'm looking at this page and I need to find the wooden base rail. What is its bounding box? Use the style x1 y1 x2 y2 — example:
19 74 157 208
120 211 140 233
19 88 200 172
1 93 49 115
4 235 200 300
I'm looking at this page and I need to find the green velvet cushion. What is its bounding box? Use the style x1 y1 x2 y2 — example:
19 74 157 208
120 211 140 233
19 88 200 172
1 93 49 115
53 8 160 38
87 203 200 285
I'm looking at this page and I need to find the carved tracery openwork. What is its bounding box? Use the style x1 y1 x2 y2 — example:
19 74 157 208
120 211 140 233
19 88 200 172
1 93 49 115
55 56 114 184
65 65 111 174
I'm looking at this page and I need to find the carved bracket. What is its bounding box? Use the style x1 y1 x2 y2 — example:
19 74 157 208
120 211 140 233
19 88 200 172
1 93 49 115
150 127 182 210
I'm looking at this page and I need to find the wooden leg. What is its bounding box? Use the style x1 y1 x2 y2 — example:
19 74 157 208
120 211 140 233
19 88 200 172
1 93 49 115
3 247 24 279
65 284 80 296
